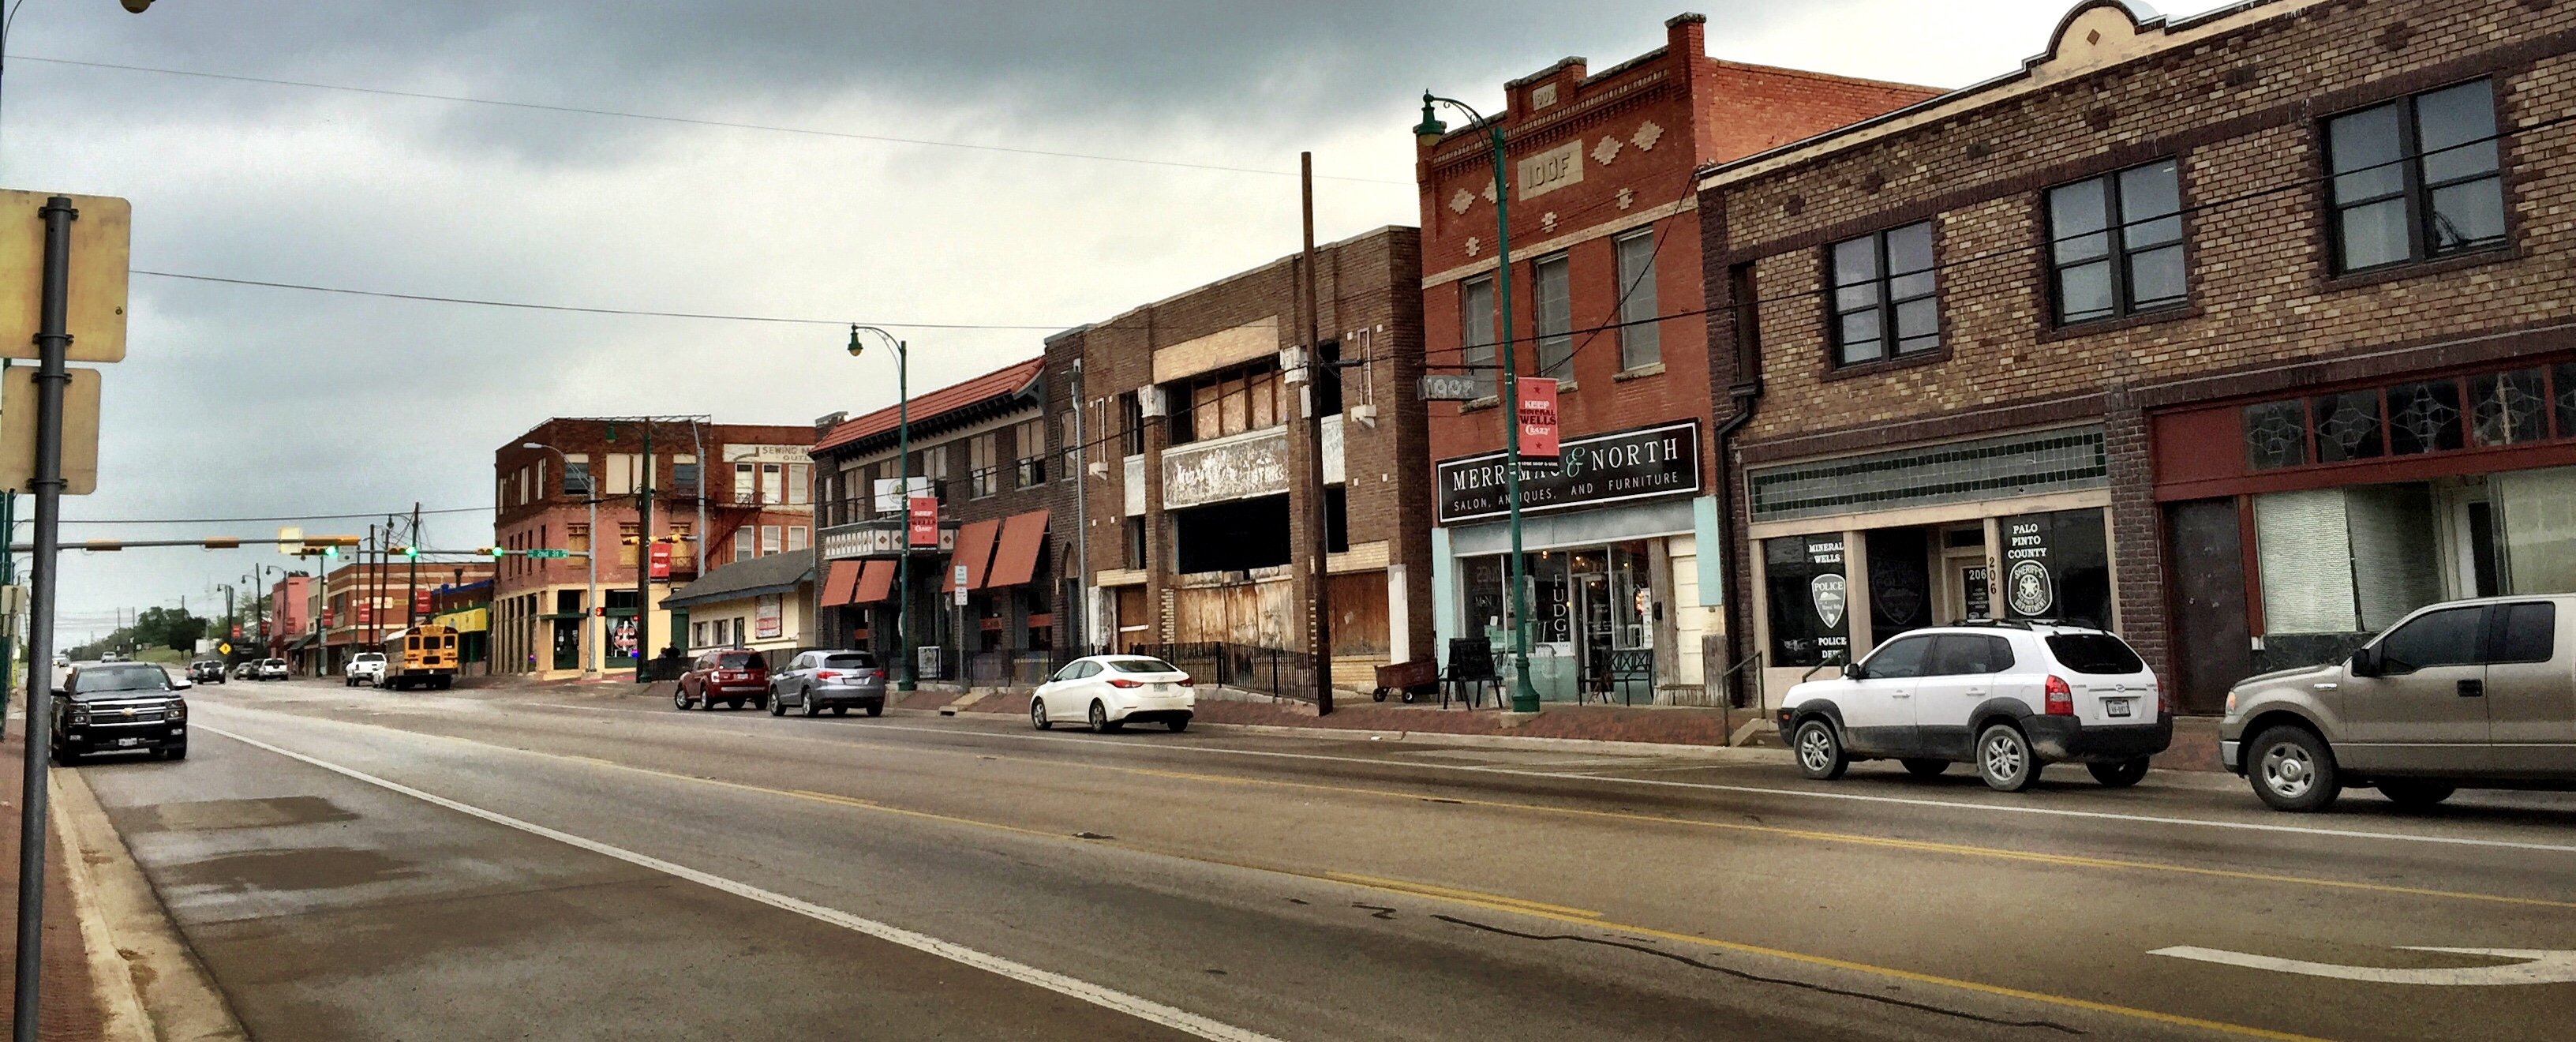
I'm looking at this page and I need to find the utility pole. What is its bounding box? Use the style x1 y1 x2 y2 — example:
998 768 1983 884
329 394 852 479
634 421 654 679
1299 152 1336 716
405 502 421 624
1069 358 1090 654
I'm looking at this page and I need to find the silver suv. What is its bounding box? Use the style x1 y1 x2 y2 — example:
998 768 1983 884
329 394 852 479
1777 621 2170 792
2221 594 2576 812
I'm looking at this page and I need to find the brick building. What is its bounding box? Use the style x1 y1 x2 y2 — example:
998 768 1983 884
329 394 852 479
1700 0 2572 711
1054 225 1433 688
1418 13 1936 702
811 358 1067 685
492 418 816 680
292 558 496 676
261 573 313 659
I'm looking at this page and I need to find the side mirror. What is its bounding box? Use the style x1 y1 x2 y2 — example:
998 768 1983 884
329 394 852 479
1841 662 1864 680
2348 647 2380 678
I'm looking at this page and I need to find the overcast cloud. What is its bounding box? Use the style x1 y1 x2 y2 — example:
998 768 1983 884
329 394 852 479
0 0 2237 644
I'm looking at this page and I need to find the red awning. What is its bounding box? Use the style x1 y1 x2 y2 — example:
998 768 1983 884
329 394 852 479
983 510 1050 587
853 560 897 603
820 560 862 606
945 519 1000 592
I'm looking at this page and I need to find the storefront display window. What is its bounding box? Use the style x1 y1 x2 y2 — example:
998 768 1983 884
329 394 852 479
2254 484 2443 635
2497 466 2576 595
1765 534 1848 668
1997 508 2110 628
1865 528 1932 638
1461 541 1661 700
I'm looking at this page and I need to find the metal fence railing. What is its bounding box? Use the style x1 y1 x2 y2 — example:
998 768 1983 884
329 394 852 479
966 648 1073 689
1130 643 1317 703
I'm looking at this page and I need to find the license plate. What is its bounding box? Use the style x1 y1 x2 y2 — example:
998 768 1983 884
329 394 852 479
1153 683 1170 693
116 737 140 747
2106 699 2133 718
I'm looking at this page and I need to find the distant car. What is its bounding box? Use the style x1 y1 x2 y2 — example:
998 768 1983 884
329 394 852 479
99 652 122 663
2220 594 2576 812
231 662 257 680
52 662 187 763
1775 621 2170 792
187 660 227 684
676 649 769 710
255 658 290 681
345 652 388 688
1032 655 1195 733
767 650 886 718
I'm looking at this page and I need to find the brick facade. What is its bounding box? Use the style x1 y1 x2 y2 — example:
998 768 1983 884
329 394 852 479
1701 0 2576 710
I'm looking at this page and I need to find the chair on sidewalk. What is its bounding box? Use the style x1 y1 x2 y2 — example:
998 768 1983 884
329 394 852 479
1442 638 1496 710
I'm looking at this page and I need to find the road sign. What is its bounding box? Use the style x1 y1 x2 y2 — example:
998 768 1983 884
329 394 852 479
0 367 99 494
217 642 231 655
278 527 305 556
952 564 969 606
0 190 128 363
1418 373 1486 401
1515 377 1559 457
2151 945 2576 986
526 549 571 560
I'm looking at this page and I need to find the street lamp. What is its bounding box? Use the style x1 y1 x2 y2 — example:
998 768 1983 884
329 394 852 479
1416 91 1540 713
524 441 597 679
848 324 917 692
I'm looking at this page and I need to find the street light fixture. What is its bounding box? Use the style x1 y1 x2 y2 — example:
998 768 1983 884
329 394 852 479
524 441 597 679
1416 90 1540 713
848 324 917 692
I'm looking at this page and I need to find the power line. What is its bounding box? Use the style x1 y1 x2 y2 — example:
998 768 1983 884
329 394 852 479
59 506 492 526
8 53 1413 187
127 270 1072 331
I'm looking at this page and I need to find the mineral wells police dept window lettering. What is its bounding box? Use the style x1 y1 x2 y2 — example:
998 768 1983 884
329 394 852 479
2047 159 2185 324
2328 79 2507 274
1830 222 1937 365
1434 420 1701 524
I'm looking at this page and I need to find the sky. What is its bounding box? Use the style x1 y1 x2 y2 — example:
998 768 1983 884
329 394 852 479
0 0 2245 647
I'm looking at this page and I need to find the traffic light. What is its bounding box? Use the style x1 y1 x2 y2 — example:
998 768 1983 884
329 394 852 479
396 545 418 560
477 546 504 559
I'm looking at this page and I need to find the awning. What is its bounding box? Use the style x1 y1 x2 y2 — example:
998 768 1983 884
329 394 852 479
983 509 1050 587
945 519 1000 592
820 560 862 606
854 559 897 602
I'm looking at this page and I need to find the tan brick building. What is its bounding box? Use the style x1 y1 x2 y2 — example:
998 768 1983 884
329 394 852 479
1054 225 1432 689
1700 0 2573 711
1418 14 1936 703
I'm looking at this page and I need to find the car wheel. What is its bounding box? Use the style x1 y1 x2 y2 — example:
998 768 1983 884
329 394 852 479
1900 758 1949 779
1166 717 1189 733
864 703 883 718
2247 726 2339 812
1089 700 1120 734
2377 779 2456 808
1792 718 1848 781
51 746 76 767
769 694 787 717
2087 757 2151 788
1976 724 2039 793
1032 699 1053 730
673 688 691 710
802 689 821 718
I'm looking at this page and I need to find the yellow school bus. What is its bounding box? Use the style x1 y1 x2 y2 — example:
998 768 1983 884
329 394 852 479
378 624 460 691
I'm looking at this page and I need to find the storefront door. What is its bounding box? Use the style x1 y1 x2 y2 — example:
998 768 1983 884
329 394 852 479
551 618 581 672
1574 573 1612 685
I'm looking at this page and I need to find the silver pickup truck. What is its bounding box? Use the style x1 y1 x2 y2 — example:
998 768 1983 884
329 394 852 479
2219 594 2576 811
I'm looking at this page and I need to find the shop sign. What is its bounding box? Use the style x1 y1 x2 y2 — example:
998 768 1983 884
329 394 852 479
1419 373 1485 401
1516 378 1559 457
872 476 934 514
1998 508 2110 626
1810 574 1847 629
1163 428 1289 509
649 542 672 579
755 594 782 639
723 443 811 463
1436 419 1701 524
908 494 939 548
822 519 956 559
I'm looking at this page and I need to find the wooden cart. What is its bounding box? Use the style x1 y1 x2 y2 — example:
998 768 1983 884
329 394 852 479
1370 658 1441 704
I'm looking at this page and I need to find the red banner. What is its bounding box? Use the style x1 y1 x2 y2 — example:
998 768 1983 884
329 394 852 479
321 609 335 628
1515 377 1560 457
355 602 373 625
414 590 432 615
230 624 242 639
649 541 672 579
908 494 939 548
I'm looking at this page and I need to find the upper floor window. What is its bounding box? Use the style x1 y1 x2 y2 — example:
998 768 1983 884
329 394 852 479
563 455 591 497
1118 392 1144 456
969 432 1000 497
733 463 756 504
2048 159 2185 325
2327 79 2506 274
1460 275 1497 398
672 455 698 490
1060 411 1080 482
1532 253 1573 378
1829 222 1938 365
1166 360 1282 446
1614 229 1660 371
1015 418 1047 489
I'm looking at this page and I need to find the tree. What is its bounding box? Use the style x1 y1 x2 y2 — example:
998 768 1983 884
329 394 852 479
132 606 208 653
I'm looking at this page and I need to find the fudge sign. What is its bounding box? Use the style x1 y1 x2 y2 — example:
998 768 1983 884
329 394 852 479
1436 420 1700 523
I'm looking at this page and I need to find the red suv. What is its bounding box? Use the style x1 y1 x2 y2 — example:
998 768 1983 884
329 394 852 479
676 649 770 711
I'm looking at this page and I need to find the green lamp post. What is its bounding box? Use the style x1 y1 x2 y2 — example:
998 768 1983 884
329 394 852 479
849 324 916 692
1417 92 1540 714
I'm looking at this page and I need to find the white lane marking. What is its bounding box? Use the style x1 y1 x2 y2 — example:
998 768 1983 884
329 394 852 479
2150 946 2576 986
193 723 1281 1042
498 699 2576 856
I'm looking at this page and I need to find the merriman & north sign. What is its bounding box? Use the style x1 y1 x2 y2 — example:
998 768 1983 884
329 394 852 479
1435 419 1700 524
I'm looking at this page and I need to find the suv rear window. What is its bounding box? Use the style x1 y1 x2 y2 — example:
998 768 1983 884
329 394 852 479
717 652 764 669
823 654 878 669
1105 658 1179 673
2045 634 2145 675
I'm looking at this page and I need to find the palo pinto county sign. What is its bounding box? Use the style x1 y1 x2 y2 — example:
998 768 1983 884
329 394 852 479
1435 419 1700 525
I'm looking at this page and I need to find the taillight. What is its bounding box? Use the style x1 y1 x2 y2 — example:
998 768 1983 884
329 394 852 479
2156 680 2170 718
815 670 840 680
1107 677 1143 689
1178 674 1192 686
2044 675 2075 717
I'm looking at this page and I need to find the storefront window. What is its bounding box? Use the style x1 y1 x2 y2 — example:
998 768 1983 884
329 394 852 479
1765 534 1848 668
1997 508 2110 628
1463 543 1660 700
1865 528 1932 638
2254 485 2443 634
2386 380 2464 455
2473 369 2548 446
1609 543 1651 650
2496 467 2576 595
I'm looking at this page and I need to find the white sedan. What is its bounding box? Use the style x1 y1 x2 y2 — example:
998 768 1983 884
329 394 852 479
1032 655 1195 733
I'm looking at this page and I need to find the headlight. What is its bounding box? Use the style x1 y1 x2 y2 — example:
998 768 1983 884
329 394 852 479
167 703 185 721
68 712 87 725
2224 691 2237 715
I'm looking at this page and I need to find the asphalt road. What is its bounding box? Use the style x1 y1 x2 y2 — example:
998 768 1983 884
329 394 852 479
69 678 2576 1041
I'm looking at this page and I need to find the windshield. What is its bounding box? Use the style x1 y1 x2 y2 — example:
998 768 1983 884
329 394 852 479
73 665 172 698
823 654 878 669
2045 634 2146 675
717 652 764 670
1105 658 1181 674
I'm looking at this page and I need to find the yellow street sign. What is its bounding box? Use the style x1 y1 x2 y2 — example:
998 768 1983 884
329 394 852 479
0 190 129 363
0 366 100 494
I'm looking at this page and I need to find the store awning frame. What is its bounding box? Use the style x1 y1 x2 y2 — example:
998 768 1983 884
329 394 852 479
853 559 897 602
821 560 862 606
983 509 1050 588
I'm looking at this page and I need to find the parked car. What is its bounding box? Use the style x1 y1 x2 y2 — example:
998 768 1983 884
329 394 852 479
256 658 290 681
1032 655 1195 733
676 649 769 710
52 662 187 763
2220 594 2576 812
1776 621 2170 792
187 659 227 684
345 651 388 688
231 662 257 680
767 650 886 718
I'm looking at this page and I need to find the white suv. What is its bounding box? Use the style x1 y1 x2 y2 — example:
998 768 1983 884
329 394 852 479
345 652 387 688
1775 622 2171 792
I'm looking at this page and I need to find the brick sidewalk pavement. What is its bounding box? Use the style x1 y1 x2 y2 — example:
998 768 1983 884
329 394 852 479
0 734 114 1040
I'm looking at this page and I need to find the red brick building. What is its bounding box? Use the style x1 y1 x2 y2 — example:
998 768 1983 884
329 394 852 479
492 418 816 679
291 560 495 676
1418 13 1936 702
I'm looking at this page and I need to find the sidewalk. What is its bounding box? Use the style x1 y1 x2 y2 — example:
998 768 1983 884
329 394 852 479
0 734 116 1040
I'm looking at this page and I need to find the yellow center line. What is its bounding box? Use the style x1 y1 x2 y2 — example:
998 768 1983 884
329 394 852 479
1321 871 1601 918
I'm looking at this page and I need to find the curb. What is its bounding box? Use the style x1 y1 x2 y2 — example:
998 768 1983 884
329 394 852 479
51 768 249 1041
904 707 1793 763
